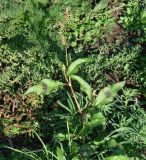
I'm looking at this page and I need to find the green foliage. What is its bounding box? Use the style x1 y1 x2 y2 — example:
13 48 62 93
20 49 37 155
119 0 146 42
1 0 146 160
82 112 106 134
70 75 92 100
24 79 64 96
23 57 141 159
63 2 115 53
94 0 109 12
25 57 125 109
94 81 125 106
6 88 146 160
0 0 60 136
67 58 90 76
105 155 130 160
56 147 66 160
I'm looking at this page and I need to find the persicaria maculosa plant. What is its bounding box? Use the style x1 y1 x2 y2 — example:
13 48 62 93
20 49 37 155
24 57 125 114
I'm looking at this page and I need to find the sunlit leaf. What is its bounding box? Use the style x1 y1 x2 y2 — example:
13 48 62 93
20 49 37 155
105 155 130 160
94 0 108 12
107 138 118 148
24 85 42 96
67 58 90 76
55 133 67 141
24 79 64 96
70 75 92 100
94 81 125 106
56 147 66 160
83 112 106 134
72 156 79 160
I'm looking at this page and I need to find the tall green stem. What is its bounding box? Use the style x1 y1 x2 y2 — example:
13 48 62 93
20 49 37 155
68 78 82 114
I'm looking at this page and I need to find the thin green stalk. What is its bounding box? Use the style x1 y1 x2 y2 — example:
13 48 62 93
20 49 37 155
68 78 82 114
65 48 69 67
66 120 72 152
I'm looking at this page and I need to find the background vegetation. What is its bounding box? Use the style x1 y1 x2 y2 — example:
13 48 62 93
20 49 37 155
0 0 146 159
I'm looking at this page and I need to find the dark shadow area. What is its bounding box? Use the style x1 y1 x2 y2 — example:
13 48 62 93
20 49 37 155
2 35 35 52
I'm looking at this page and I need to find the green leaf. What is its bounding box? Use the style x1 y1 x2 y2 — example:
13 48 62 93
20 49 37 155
56 147 66 160
83 112 106 134
55 133 68 141
79 144 92 157
140 125 146 144
33 0 48 5
72 156 79 160
105 155 130 160
94 81 125 106
70 75 92 100
107 138 118 148
94 0 109 12
54 55 63 69
67 58 90 76
24 79 64 96
24 85 42 96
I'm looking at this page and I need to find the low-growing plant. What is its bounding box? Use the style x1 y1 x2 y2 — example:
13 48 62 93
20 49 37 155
6 56 146 159
1 0 146 138
1 0 146 159
19 54 145 159
119 0 146 43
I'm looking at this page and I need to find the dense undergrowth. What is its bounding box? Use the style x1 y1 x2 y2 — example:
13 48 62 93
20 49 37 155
0 0 146 159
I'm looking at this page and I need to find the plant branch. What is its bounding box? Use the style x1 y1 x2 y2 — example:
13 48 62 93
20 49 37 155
68 78 82 114
65 48 69 67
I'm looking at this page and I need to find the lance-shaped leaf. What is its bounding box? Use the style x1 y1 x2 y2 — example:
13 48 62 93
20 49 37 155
105 155 130 160
94 0 108 12
24 79 64 96
56 147 66 160
70 75 92 100
82 112 106 134
54 55 64 69
67 58 90 76
94 81 125 106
